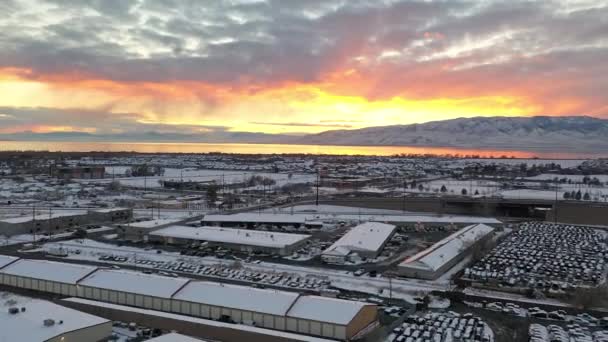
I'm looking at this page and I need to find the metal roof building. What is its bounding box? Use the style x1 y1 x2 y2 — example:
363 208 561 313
0 257 378 341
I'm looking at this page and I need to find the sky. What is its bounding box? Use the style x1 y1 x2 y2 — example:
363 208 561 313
0 0 607 138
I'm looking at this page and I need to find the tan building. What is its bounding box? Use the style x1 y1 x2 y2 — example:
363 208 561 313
0 257 378 341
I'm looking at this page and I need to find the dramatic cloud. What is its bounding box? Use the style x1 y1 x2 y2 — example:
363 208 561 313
0 0 607 135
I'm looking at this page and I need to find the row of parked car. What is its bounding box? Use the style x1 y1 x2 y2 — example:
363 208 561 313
390 312 493 342
529 323 608 342
464 222 607 290
97 254 329 291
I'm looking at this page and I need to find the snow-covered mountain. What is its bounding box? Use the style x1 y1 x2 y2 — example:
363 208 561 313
298 116 608 151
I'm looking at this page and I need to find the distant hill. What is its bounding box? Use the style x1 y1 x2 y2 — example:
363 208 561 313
297 116 608 151
2 116 608 152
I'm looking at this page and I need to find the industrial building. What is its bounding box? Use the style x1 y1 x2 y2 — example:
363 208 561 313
149 225 311 256
0 294 111 342
117 218 186 242
0 211 88 236
0 208 131 236
0 257 378 341
321 222 396 264
397 223 495 280
52 166 106 180
202 213 323 229
86 207 132 223
148 333 205 341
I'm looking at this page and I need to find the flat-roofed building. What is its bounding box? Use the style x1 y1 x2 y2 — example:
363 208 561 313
0 257 378 341
149 225 311 256
202 213 323 229
321 222 396 264
0 259 98 296
0 295 111 342
117 218 185 242
0 211 89 236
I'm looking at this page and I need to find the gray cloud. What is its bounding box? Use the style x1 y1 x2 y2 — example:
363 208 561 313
249 121 353 128
0 106 231 134
0 0 607 116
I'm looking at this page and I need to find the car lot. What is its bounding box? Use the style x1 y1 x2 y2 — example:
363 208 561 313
465 300 607 327
99 254 330 291
387 311 494 342
463 222 607 290
529 323 608 342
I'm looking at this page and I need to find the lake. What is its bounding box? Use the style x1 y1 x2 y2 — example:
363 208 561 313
0 141 605 159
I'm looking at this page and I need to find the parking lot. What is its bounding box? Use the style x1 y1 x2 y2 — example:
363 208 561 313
529 323 608 342
463 222 607 291
98 254 330 292
387 311 494 342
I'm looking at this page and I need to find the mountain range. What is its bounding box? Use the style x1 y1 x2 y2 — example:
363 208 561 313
2 116 608 152
296 116 608 151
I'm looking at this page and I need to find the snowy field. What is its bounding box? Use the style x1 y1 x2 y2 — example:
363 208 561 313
409 179 502 196
92 167 315 189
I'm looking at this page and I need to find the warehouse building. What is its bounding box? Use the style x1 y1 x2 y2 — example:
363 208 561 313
0 295 111 342
202 213 323 229
0 211 89 236
117 218 185 242
0 258 378 341
322 222 396 264
87 207 132 223
52 166 105 180
397 223 495 280
149 225 311 256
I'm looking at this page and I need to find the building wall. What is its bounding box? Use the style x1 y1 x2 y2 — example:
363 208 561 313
46 321 112 342
61 299 342 342
346 305 379 340
0 213 92 237
397 231 494 280
0 273 366 341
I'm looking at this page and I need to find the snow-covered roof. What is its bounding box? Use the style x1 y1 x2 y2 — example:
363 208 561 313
89 208 130 213
0 255 18 269
150 225 310 248
128 218 185 229
62 298 338 342
323 222 396 256
0 296 109 342
203 213 307 224
399 223 495 272
147 333 204 342
79 269 189 298
0 259 97 284
286 296 371 325
174 281 300 316
0 211 84 224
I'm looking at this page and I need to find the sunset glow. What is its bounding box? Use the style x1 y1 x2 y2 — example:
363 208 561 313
0 0 606 138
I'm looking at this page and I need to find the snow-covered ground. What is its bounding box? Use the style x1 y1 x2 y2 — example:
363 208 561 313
32 239 451 301
87 168 315 189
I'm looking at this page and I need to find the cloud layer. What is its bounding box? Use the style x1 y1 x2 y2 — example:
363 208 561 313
0 0 607 135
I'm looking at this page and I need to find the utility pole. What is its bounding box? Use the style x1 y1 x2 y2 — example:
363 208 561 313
554 179 558 223
315 169 320 206
402 179 406 212
48 207 52 239
32 206 36 243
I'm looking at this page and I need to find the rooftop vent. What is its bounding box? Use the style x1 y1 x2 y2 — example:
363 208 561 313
43 319 55 327
8 307 19 315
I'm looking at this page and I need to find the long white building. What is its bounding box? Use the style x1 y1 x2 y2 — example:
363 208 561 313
0 257 377 340
322 222 396 264
397 223 495 280
149 225 311 255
